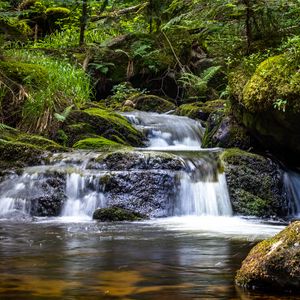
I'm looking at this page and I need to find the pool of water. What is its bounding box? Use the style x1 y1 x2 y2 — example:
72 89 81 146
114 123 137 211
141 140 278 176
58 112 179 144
0 217 297 300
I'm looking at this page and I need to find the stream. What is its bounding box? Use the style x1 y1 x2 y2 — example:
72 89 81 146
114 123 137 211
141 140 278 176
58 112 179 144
0 111 299 299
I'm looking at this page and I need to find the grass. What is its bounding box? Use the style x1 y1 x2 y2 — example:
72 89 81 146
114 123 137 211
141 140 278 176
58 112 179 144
3 49 91 133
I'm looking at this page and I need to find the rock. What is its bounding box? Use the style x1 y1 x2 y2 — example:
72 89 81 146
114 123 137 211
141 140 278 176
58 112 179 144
175 99 226 121
93 206 145 221
123 99 135 108
0 139 47 170
236 221 300 293
202 111 251 150
0 172 66 217
29 174 67 216
96 151 183 171
103 170 178 217
230 53 300 164
56 107 145 148
88 151 184 217
73 137 125 151
220 149 288 218
132 95 175 113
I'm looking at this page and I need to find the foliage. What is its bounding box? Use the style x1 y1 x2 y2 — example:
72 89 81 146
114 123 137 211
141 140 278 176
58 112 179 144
2 49 90 133
179 66 221 99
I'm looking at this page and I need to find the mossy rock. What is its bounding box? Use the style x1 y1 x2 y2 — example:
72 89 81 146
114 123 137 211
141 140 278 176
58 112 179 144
202 110 251 150
0 139 46 169
58 108 145 148
0 125 64 152
236 221 300 292
230 53 300 163
220 148 288 217
73 137 125 151
176 100 227 121
93 206 145 222
131 95 175 113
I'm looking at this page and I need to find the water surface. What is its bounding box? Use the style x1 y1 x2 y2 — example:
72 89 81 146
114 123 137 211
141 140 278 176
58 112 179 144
0 217 296 300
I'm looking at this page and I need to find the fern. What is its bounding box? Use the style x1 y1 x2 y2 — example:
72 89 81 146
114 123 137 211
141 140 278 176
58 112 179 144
179 66 221 96
54 105 74 122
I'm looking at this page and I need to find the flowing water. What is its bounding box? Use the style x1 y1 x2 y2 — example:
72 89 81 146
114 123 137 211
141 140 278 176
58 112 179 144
0 111 297 299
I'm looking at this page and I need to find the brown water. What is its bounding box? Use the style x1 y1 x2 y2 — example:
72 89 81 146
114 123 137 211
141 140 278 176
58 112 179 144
0 219 298 300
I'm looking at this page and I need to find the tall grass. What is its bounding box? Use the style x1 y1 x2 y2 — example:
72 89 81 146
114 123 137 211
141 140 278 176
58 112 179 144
4 49 91 134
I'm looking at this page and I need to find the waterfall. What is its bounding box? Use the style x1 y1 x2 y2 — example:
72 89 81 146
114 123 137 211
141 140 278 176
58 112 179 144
0 112 233 220
62 173 106 219
123 111 232 217
283 171 300 216
122 111 204 150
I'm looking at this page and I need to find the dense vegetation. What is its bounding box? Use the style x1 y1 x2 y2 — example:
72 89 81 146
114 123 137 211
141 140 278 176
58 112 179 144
0 0 300 159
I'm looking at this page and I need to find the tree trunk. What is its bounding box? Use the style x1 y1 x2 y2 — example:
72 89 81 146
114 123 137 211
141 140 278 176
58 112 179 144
243 0 252 54
79 0 88 46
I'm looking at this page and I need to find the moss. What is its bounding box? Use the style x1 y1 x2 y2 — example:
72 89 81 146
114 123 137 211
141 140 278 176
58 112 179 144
0 126 64 152
242 55 300 113
236 221 300 292
0 61 49 88
220 148 262 164
131 94 175 113
73 137 126 151
15 134 64 151
0 138 45 168
220 148 287 218
93 206 146 221
176 100 227 120
45 7 71 17
59 108 145 148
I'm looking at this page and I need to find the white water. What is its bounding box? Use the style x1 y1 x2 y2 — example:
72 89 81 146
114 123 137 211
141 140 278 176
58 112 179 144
284 170 300 216
0 111 234 221
123 111 204 151
61 173 106 220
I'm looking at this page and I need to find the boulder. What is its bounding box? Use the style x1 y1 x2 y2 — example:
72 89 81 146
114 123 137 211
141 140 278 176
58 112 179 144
175 99 226 121
236 221 300 293
230 53 300 164
56 107 145 148
88 151 184 217
93 206 145 222
220 149 288 218
202 111 251 150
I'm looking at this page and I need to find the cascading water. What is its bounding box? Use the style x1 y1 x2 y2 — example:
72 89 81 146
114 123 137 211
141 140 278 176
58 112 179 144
0 111 232 220
123 111 232 217
283 170 300 216
123 111 204 150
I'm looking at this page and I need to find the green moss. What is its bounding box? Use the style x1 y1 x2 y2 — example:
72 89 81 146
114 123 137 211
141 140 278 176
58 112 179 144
0 138 45 168
242 55 300 113
45 7 71 18
220 148 261 164
93 206 145 222
73 137 125 151
0 61 49 88
176 100 227 120
84 108 142 140
236 221 300 291
132 95 175 113
0 126 64 151
15 134 64 151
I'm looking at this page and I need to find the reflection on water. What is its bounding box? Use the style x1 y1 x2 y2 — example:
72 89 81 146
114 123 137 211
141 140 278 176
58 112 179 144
0 219 298 300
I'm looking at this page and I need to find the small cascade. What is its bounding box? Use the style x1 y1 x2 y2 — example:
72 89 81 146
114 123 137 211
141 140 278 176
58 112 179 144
123 111 204 150
62 173 106 219
173 156 232 216
0 111 233 220
283 170 300 216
